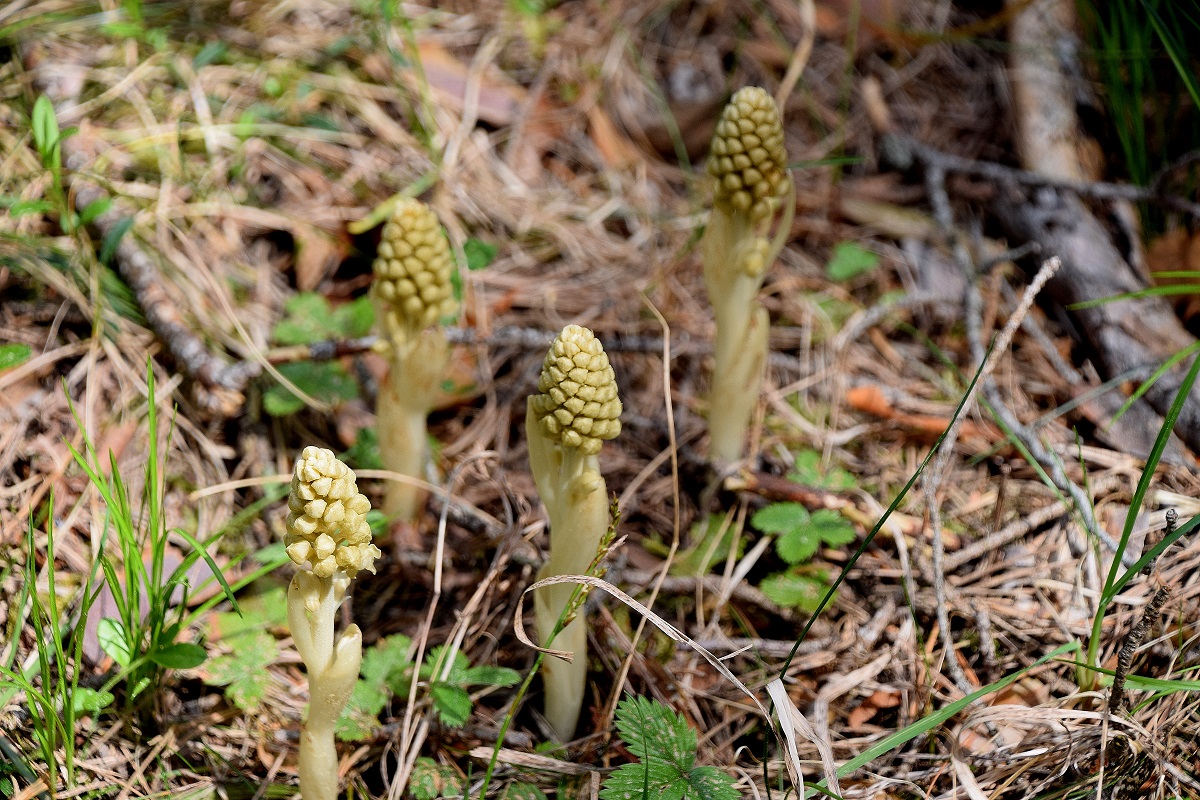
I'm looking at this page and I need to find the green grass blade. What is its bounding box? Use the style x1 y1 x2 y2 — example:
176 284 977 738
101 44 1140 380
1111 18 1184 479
173 527 241 615
1105 340 1200 427
1139 0 1200 109
1103 350 1200 599
806 642 1080 796
1106 510 1198 600
1069 285 1200 309
782 341 990 671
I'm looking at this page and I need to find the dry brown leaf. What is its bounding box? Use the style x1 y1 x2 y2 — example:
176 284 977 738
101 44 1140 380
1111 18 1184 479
846 384 999 445
95 420 138 471
587 105 642 170
994 677 1049 707
293 226 346 291
415 39 527 127
846 688 901 731
1148 227 1200 324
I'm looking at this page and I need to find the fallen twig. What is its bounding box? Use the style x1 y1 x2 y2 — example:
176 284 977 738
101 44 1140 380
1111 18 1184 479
26 47 263 416
883 133 1200 220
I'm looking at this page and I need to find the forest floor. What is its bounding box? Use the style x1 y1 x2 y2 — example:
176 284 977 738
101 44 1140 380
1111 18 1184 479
2 1 1200 798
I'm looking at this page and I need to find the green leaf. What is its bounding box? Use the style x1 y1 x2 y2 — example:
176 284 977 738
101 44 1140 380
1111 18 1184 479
751 503 821 563
128 676 151 700
262 360 359 416
273 293 375 345
421 645 471 685
809 509 856 547
100 21 144 39
365 634 414 688
31 96 59 163
750 502 808 535
761 569 832 613
617 695 694 773
341 427 383 470
602 696 738 800
203 629 278 711
301 112 342 132
208 585 288 640
99 216 134 265
330 295 375 338
409 757 463 800
429 682 472 727
683 768 740 800
78 197 112 225
464 237 498 271
272 292 336 345
367 509 388 537
97 618 133 667
337 633 414 740
7 199 56 218
501 783 548 800
460 665 521 687
100 266 144 324
666 514 743 577
150 641 207 669
193 40 227 69
775 524 821 564
788 449 856 490
336 679 388 741
825 241 879 282
0 344 32 372
72 687 115 715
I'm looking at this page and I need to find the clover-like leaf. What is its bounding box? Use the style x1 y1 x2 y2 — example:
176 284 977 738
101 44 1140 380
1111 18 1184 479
273 292 375 345
809 509 856 547
263 360 359 416
203 629 277 711
750 502 808 536
760 568 834 613
788 449 856 490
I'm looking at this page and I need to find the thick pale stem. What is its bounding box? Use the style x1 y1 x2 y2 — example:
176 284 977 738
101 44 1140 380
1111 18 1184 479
377 328 450 522
289 572 361 800
709 302 769 462
704 207 766 462
527 407 610 740
702 178 794 462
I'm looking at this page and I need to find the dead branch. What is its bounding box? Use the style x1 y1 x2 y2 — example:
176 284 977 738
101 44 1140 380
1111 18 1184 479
992 0 1200 458
25 47 261 416
883 133 1200 220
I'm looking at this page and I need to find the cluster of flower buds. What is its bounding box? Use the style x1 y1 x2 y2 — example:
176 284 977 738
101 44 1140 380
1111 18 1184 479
372 198 458 340
707 86 789 223
285 447 381 579
529 325 622 455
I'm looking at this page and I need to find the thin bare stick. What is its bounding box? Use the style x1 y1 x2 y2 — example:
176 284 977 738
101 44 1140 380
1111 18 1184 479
885 133 1200 219
923 257 1060 694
